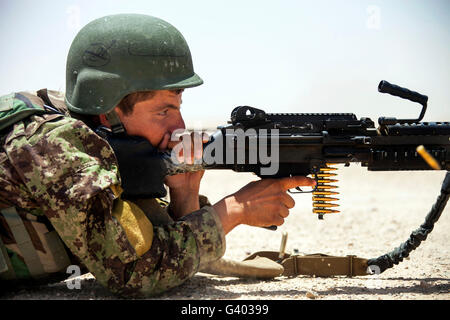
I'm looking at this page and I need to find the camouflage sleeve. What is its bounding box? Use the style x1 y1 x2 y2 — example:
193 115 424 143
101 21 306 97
5 116 225 297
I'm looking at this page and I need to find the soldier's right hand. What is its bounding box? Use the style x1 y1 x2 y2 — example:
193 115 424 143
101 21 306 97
212 176 316 234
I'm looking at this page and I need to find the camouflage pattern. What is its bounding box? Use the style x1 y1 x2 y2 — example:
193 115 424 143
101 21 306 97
160 151 205 176
0 90 225 297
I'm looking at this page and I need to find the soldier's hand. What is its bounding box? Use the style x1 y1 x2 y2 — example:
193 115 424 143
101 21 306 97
212 176 316 234
164 131 207 190
164 131 208 219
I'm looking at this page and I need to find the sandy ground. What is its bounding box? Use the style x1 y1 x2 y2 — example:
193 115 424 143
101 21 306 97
1 166 449 300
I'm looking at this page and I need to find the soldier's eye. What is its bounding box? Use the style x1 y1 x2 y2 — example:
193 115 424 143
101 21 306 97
158 109 169 116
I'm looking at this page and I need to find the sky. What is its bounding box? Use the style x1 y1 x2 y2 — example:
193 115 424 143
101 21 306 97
1 0 449 128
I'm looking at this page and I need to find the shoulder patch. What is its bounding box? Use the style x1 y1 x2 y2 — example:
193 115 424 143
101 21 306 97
0 93 45 131
0 93 14 112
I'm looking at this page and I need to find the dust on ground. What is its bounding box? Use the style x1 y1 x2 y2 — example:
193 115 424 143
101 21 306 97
2 166 449 300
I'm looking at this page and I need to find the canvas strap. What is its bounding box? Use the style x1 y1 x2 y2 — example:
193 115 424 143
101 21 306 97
1 207 72 279
0 236 16 280
1 207 46 278
105 110 126 134
244 251 370 277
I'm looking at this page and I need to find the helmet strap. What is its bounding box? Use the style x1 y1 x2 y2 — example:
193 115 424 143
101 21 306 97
105 110 126 134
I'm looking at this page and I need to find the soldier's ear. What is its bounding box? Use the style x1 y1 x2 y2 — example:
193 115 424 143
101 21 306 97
99 114 110 128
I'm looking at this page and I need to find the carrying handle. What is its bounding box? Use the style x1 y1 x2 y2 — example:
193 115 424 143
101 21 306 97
377 80 428 125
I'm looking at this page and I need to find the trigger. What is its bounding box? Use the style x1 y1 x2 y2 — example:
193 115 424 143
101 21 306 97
288 187 304 194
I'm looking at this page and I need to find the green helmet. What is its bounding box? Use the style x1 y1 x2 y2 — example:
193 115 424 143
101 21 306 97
65 14 203 115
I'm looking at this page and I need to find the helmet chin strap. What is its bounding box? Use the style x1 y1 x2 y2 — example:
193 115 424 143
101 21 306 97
105 110 126 134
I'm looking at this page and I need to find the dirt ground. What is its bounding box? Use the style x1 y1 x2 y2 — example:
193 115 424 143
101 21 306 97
2 166 449 300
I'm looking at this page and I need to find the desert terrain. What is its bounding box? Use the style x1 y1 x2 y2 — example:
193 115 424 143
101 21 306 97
2 166 449 300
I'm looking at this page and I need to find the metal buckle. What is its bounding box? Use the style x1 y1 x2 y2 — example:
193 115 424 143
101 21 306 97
293 255 298 275
347 255 356 277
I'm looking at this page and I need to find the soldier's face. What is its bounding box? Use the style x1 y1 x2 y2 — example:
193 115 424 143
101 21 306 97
114 90 186 150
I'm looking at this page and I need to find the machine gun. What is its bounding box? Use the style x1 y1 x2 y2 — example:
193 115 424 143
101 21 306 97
198 80 450 274
103 80 449 275
203 80 450 219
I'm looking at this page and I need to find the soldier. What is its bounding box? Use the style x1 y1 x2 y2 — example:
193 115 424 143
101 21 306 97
0 14 315 297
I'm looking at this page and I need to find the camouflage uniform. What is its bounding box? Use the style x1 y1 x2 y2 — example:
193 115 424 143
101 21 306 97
0 90 225 297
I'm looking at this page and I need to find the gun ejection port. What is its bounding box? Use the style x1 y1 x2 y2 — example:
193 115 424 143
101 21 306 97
351 136 372 144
